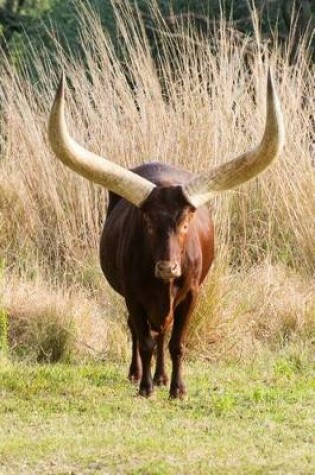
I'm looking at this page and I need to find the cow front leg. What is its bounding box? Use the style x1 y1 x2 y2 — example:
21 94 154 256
127 303 156 397
138 330 155 397
153 332 168 386
127 316 142 383
169 291 197 399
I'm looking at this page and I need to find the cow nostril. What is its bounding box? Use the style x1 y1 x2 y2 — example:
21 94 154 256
155 261 180 278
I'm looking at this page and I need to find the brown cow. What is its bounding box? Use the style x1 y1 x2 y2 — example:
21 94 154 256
49 70 284 398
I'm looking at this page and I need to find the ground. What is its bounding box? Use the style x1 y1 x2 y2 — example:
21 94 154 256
0 348 314 474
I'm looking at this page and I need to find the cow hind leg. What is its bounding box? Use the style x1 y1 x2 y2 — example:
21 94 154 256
169 291 197 399
127 317 142 383
153 332 168 386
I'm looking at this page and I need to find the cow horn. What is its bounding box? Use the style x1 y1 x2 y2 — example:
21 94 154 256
48 73 156 207
182 69 285 208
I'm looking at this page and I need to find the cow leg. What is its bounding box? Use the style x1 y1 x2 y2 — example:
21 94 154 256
138 324 155 397
153 332 168 386
169 291 197 399
127 303 156 397
127 317 142 383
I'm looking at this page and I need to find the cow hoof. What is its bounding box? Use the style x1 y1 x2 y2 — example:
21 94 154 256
169 384 186 399
153 374 169 386
139 383 154 398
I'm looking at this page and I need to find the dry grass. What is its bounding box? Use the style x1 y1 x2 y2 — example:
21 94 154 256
190 262 314 361
0 271 128 362
1 263 313 363
0 2 314 360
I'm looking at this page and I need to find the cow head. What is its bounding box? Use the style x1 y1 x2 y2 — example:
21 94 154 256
141 186 195 280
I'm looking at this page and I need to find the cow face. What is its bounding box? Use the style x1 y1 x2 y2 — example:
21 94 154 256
141 186 195 280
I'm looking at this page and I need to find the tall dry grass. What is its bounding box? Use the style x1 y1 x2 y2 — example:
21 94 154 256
0 271 127 362
0 2 314 360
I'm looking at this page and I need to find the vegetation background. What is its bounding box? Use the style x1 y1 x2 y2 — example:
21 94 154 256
0 1 314 472
0 0 313 360
0 0 314 60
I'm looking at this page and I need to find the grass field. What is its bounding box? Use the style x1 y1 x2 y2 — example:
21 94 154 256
1 344 314 475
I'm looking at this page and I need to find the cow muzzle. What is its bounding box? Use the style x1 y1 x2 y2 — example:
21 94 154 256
155 260 181 279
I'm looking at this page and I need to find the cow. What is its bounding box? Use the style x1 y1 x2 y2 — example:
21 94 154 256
48 69 284 398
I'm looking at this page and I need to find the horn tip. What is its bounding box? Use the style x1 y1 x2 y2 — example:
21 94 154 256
56 71 65 99
49 72 66 140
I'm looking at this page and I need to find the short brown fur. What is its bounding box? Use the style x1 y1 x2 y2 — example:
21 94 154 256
100 162 214 398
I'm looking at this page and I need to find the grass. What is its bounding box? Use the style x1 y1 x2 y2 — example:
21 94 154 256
1 346 314 474
1 263 313 364
0 4 314 472
0 1 313 361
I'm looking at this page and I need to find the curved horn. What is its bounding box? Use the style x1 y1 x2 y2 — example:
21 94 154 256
48 73 156 207
182 69 285 208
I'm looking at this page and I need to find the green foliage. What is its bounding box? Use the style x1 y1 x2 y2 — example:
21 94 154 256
0 308 8 356
3 0 314 62
6 0 116 60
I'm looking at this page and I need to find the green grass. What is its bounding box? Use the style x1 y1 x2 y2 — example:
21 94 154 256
1 348 314 474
